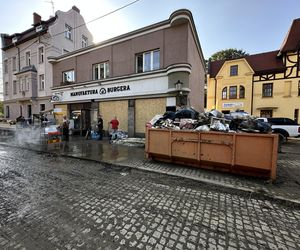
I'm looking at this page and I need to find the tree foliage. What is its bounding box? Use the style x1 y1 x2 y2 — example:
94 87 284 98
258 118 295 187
0 101 3 117
209 48 249 61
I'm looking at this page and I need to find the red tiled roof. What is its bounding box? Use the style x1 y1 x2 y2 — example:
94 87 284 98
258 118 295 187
208 50 286 78
279 18 300 53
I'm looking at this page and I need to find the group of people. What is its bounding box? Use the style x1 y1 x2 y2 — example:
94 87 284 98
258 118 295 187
97 115 119 141
61 115 119 142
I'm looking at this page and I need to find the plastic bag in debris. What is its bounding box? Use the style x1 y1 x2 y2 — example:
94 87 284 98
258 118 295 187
175 108 199 119
238 119 272 133
209 109 223 118
179 119 197 129
210 120 228 132
110 131 128 140
162 111 176 120
227 111 250 120
194 125 210 131
149 115 163 126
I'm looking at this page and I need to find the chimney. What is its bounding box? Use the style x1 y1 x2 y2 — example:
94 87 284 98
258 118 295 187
33 12 41 26
72 6 80 13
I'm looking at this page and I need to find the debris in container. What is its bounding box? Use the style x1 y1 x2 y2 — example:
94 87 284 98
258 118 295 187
147 108 272 134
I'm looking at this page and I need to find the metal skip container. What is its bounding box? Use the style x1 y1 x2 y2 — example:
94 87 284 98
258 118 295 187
145 129 278 180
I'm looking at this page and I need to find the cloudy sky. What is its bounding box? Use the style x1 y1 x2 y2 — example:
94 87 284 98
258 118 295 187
1 0 300 100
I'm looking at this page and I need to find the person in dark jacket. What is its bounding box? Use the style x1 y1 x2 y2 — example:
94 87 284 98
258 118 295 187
62 115 70 142
97 115 103 140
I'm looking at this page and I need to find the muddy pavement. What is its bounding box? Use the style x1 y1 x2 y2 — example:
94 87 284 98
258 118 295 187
0 145 299 249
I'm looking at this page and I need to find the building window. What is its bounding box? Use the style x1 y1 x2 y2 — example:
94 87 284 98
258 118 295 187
260 110 273 118
262 83 273 97
239 85 245 98
5 106 10 118
4 60 8 73
13 80 17 94
40 104 45 111
136 50 160 73
229 86 237 99
25 51 31 66
39 74 45 90
93 62 109 80
82 35 88 48
4 82 9 95
65 24 72 40
63 70 75 83
38 47 44 63
222 87 227 99
25 76 30 91
230 65 238 76
12 57 17 71
19 78 24 92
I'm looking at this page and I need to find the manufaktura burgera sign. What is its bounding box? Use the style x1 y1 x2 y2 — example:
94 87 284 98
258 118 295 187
70 85 131 97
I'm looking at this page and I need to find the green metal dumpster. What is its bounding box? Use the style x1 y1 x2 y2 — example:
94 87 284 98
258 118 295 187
145 129 278 180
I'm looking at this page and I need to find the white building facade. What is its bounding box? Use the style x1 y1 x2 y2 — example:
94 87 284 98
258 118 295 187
1 6 93 120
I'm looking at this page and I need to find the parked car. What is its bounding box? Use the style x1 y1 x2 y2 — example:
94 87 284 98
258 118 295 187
256 117 300 141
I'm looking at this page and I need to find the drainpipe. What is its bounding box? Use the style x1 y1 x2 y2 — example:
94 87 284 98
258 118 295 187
251 76 254 115
214 79 217 109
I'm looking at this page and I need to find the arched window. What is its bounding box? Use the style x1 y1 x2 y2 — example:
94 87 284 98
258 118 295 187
239 85 245 98
222 87 227 99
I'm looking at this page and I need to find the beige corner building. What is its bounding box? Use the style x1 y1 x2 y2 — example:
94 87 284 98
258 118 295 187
207 18 300 122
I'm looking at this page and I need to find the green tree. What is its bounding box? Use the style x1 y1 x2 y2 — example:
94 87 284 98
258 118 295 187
209 48 249 61
0 101 3 117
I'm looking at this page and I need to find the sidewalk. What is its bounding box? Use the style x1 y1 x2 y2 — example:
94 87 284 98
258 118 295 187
0 123 300 204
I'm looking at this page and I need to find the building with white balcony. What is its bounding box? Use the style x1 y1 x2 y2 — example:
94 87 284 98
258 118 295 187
1 6 93 120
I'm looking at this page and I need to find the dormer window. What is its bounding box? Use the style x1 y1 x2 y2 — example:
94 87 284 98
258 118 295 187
82 35 88 48
230 65 238 76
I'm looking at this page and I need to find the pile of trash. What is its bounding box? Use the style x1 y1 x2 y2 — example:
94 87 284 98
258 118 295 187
148 108 272 134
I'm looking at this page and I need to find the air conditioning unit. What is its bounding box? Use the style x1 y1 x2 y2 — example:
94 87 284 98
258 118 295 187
12 37 18 43
36 25 44 33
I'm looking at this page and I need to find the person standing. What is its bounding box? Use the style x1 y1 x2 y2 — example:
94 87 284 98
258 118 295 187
97 115 104 140
109 116 119 141
62 115 70 142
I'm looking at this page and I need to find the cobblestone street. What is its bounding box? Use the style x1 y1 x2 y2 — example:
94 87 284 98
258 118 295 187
0 145 299 249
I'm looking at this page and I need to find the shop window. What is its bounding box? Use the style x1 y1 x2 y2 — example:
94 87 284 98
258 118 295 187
262 83 273 97
229 86 237 99
65 23 72 40
93 62 109 80
260 110 273 118
63 70 75 83
136 50 160 73
222 87 227 99
39 74 45 90
38 47 44 63
239 85 245 98
230 65 238 76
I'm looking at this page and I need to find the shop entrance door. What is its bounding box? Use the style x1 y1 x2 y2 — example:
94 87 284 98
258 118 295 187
81 109 91 135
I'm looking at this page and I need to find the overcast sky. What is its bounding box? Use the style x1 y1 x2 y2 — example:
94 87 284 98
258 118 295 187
1 0 300 100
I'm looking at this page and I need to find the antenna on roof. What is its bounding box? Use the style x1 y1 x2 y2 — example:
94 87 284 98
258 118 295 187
45 0 55 16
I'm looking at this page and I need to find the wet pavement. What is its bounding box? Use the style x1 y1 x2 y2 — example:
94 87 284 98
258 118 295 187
1 127 300 204
0 145 299 249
